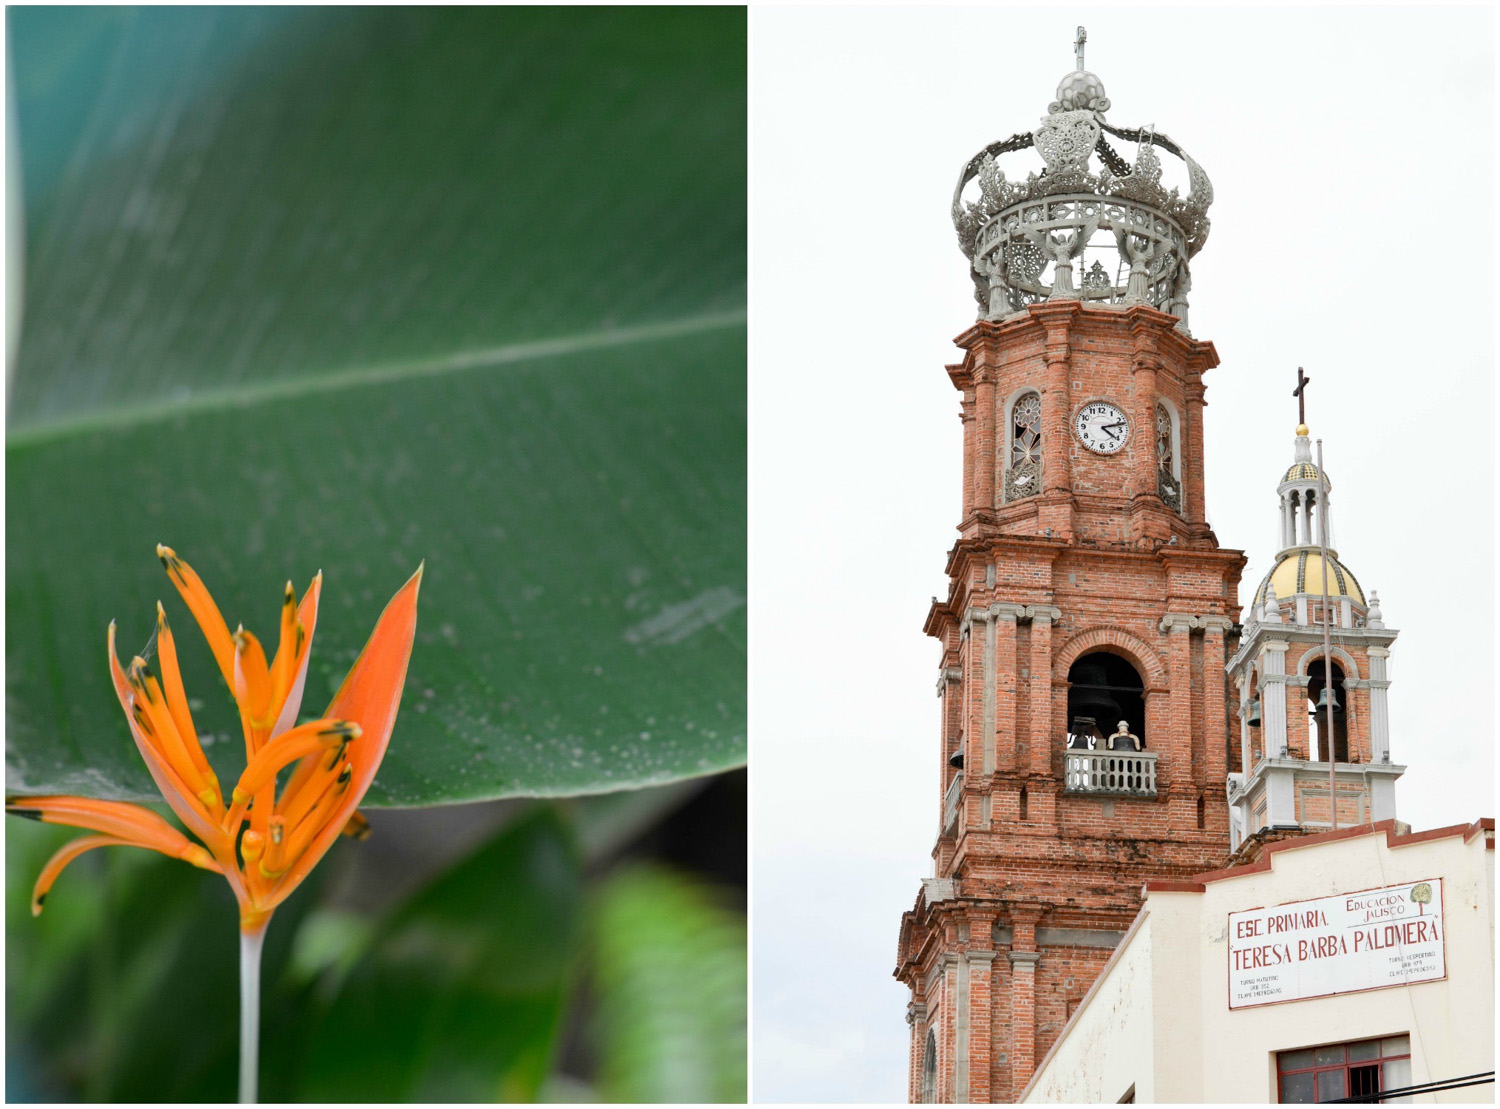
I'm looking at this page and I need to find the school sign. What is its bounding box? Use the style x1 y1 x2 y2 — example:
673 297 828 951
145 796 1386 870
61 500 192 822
1228 879 1445 1009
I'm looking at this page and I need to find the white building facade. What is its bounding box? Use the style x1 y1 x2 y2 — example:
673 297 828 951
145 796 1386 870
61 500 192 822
1021 819 1494 1103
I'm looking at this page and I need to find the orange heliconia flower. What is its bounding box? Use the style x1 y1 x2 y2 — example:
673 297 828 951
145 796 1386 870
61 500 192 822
8 546 422 934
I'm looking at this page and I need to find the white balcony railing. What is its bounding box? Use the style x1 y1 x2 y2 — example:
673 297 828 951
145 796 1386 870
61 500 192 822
943 771 964 834
1064 749 1158 797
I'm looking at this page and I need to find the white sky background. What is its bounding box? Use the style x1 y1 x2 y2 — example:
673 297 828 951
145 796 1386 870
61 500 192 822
749 7 1494 1103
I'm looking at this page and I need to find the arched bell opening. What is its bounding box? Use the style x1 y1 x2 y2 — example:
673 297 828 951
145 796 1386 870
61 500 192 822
1307 659 1349 763
1066 651 1146 751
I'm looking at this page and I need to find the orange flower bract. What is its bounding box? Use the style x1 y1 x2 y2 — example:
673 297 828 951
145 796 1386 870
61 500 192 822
8 547 422 934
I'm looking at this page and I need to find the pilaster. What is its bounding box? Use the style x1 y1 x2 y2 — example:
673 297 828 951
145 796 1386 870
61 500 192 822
1200 616 1233 788
1027 606 1061 781
1036 307 1076 539
1183 373 1209 530
960 395 976 519
1160 614 1195 827
975 373 997 513
1368 646 1392 763
1006 906 1045 1095
991 603 1024 778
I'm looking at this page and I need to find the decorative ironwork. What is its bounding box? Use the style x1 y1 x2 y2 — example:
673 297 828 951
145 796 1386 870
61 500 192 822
1012 393 1042 464
951 31 1210 330
1004 461 1041 502
1006 393 1042 501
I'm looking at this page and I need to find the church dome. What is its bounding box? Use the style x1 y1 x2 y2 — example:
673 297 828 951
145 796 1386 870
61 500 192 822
1281 461 1322 483
1253 550 1365 608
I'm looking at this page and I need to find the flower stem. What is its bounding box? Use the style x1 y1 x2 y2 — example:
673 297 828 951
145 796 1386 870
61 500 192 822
239 924 267 1104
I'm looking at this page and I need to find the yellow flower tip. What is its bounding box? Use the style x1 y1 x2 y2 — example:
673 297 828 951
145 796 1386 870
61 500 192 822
336 763 353 789
197 788 220 807
231 786 250 806
183 845 217 871
268 817 285 845
155 542 172 561
241 829 265 864
32 893 45 917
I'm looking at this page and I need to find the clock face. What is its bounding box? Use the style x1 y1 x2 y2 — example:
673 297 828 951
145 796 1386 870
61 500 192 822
1074 401 1129 454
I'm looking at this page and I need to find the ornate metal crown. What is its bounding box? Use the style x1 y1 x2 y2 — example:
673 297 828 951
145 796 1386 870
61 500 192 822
952 29 1212 331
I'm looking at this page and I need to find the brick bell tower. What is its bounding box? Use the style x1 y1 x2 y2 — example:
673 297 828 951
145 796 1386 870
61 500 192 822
895 31 1247 1103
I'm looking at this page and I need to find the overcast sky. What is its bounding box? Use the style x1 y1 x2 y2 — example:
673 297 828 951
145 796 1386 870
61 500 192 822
748 6 1494 1102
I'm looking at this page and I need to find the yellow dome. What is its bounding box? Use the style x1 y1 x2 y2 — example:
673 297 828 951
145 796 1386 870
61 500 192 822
1282 461 1322 483
1253 550 1365 607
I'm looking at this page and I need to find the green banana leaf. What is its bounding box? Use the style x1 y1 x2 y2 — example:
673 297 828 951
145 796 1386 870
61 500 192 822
5 6 747 806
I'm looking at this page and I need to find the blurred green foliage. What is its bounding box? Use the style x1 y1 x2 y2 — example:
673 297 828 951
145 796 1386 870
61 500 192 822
8 781 747 1102
594 867 749 1103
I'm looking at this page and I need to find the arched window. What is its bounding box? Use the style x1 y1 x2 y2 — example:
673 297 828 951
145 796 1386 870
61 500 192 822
1156 401 1182 512
1307 659 1349 763
1004 391 1042 502
1066 652 1146 750
920 1028 938 1103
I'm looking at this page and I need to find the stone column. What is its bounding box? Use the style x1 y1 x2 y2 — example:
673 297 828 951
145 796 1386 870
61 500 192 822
1368 646 1391 763
1235 674 1252 776
1260 640 1290 758
1027 606 1062 780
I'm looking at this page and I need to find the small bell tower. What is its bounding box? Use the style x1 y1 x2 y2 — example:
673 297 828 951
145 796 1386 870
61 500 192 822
1224 383 1405 860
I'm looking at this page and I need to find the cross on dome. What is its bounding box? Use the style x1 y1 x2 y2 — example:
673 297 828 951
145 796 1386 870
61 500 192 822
1292 367 1311 434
